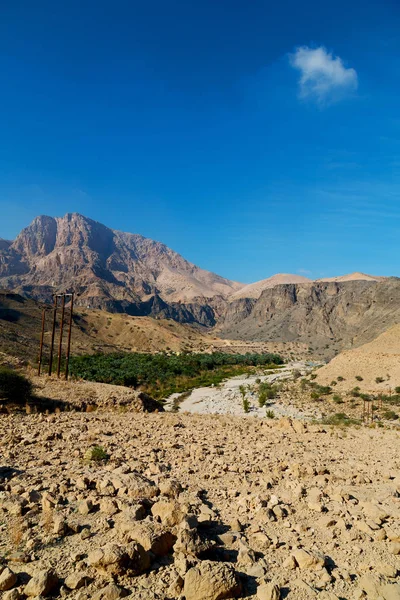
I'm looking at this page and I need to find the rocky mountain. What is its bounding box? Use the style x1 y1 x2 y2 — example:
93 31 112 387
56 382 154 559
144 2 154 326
1 214 398 351
230 273 312 300
0 213 243 323
217 279 400 358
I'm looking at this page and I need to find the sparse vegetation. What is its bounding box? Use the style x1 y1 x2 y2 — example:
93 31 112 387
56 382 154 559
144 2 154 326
322 413 360 427
337 376 345 382
355 375 363 381
257 381 279 407
375 377 385 384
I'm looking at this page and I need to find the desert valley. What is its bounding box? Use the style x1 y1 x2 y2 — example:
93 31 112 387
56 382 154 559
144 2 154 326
0 214 399 600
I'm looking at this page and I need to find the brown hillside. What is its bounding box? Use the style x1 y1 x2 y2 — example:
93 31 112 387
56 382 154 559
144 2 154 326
316 323 400 392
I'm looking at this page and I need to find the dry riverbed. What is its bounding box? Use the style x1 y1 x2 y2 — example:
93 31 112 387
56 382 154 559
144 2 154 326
164 362 321 420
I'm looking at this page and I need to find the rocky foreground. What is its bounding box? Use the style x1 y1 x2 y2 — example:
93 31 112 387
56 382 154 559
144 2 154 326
0 412 399 600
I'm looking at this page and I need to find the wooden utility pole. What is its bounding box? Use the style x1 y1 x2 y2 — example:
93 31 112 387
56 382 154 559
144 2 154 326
48 295 58 376
38 309 46 376
56 294 66 378
39 292 74 379
65 293 74 381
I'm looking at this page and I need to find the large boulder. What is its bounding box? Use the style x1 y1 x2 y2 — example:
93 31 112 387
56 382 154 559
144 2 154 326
184 560 241 600
125 521 176 557
87 542 150 576
24 569 59 597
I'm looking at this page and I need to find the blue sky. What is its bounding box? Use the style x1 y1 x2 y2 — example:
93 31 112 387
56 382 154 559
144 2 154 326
1 0 399 283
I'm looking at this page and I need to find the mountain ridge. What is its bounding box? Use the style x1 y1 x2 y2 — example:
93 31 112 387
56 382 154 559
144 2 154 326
0 213 398 353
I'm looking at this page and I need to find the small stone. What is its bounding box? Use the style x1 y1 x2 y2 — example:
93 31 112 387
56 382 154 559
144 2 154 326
230 518 242 532
64 571 92 590
257 582 281 600
126 521 176 557
92 583 129 600
151 499 183 526
292 549 325 570
159 479 183 498
77 499 93 516
80 527 91 540
389 542 400 555
0 567 18 591
376 563 398 578
53 515 67 536
379 583 400 600
3 590 22 600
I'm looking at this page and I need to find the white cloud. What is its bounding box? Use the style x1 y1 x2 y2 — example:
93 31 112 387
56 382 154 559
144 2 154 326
289 46 358 105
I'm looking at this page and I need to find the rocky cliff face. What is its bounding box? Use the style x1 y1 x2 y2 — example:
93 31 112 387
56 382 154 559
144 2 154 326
0 213 242 325
218 279 400 357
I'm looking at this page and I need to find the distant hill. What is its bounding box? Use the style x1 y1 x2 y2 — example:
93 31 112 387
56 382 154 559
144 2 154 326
316 272 386 283
229 273 312 300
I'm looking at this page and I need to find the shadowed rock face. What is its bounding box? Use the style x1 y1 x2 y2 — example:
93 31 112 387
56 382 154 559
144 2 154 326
0 213 241 326
217 279 400 357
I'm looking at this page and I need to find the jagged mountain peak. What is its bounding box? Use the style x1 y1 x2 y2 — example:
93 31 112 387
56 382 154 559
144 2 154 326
0 213 243 309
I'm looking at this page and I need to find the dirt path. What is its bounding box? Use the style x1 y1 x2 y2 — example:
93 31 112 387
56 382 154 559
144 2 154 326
164 361 321 420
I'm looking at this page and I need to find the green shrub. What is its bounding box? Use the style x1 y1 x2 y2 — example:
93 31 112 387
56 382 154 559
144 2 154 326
310 373 317 380
355 375 363 382
382 410 398 420
375 377 385 384
258 392 267 408
333 394 343 404
0 367 32 405
84 445 109 462
266 409 275 419
337 376 345 382
243 398 250 413
395 387 400 394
